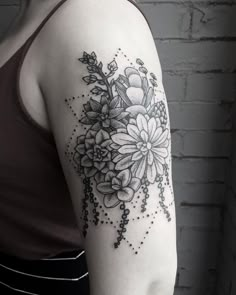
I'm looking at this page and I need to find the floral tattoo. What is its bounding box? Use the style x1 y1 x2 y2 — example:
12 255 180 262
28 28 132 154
65 49 174 255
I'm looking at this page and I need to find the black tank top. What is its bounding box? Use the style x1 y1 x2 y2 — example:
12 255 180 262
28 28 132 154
0 0 83 260
0 0 151 260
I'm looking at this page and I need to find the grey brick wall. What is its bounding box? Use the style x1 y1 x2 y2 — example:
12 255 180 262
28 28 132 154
216 104 236 295
138 0 235 294
0 1 235 295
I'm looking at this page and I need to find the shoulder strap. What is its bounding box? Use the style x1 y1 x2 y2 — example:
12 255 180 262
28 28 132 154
16 0 69 77
17 0 69 65
27 0 69 44
0 0 69 70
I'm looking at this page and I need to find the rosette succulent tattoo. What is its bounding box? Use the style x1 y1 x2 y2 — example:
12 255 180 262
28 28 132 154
65 50 174 254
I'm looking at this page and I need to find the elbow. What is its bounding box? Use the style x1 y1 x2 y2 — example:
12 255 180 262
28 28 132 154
147 258 178 295
148 273 177 295
148 282 175 295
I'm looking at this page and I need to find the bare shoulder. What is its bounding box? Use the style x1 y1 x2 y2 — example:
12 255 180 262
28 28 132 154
38 0 162 97
39 0 151 43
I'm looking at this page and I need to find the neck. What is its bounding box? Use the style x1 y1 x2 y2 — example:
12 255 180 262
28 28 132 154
19 0 39 14
0 0 60 42
9 0 38 35
19 0 46 16
18 0 60 18
16 0 61 26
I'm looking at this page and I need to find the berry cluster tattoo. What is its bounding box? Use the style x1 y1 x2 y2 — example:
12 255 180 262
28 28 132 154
65 49 174 255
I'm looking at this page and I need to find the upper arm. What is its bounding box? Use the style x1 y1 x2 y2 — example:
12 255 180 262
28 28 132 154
39 0 177 294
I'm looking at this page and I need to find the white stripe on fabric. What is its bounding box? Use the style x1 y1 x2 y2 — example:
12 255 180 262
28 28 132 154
40 250 85 261
0 263 89 281
0 280 40 295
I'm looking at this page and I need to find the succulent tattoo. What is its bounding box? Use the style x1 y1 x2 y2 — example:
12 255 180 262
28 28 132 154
65 49 174 255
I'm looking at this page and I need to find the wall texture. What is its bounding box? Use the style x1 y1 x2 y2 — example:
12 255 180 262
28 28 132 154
139 1 235 294
216 104 236 295
0 1 235 295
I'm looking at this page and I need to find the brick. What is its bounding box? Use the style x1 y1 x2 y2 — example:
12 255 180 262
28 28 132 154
186 73 236 103
174 183 225 205
174 288 203 295
217 129 236 294
228 137 236 192
230 176 236 195
221 213 236 254
163 72 186 101
178 227 222 252
231 277 236 295
176 206 222 227
183 131 233 157
178 268 217 288
192 5 236 38
171 131 183 157
156 40 236 72
216 280 227 295
178 246 220 269
216 249 236 294
233 106 236 126
169 102 232 130
225 188 236 226
173 158 228 183
139 3 191 38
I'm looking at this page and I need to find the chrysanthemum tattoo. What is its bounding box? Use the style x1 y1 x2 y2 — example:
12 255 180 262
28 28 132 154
64 49 174 255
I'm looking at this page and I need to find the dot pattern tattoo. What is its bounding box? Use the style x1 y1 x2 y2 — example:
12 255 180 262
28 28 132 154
65 49 174 255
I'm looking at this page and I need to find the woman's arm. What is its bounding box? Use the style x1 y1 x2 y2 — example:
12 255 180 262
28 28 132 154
39 0 177 294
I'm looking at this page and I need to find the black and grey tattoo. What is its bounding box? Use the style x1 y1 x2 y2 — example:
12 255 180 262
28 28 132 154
65 49 174 255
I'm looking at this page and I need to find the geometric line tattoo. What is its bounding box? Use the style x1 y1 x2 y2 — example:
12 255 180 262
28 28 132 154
64 49 174 255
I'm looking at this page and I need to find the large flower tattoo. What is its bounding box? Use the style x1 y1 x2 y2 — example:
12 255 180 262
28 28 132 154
97 169 141 208
80 95 129 130
112 114 169 183
115 68 155 117
74 129 114 181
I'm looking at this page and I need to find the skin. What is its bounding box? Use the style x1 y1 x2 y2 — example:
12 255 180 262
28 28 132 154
0 1 177 294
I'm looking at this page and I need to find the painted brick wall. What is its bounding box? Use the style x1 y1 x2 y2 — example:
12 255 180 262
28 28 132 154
0 1 235 295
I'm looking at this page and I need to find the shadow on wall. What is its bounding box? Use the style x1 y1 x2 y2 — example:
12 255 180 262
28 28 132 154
0 3 18 41
216 102 236 295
